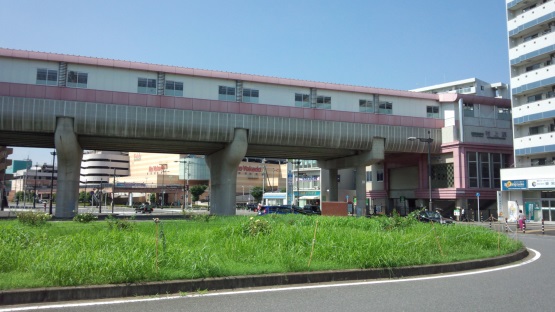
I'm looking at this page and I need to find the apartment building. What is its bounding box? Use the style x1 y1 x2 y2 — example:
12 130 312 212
500 0 555 221
411 78 510 99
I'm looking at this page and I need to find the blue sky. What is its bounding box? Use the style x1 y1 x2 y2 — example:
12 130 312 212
1 0 510 164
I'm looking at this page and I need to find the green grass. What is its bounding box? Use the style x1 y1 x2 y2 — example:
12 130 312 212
0 214 522 290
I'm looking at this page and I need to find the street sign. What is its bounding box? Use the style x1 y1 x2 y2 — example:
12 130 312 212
476 192 480 197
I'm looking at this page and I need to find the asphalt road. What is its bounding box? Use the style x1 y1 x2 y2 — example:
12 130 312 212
2 232 552 312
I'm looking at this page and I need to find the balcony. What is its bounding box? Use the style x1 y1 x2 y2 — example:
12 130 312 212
509 29 555 65
512 63 555 89
513 131 555 153
508 0 555 35
513 94 555 122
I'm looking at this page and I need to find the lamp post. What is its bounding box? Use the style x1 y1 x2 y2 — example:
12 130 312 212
293 160 301 206
111 168 116 214
407 131 433 211
33 163 38 209
159 163 166 207
261 158 266 195
49 151 56 214
242 186 245 203
174 159 189 211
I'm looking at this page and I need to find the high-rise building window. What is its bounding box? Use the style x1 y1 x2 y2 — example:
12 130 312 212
36 68 58 86
138 78 157 95
243 88 259 103
165 80 183 97
295 93 310 108
67 71 88 88
527 93 542 103
218 86 236 101
359 99 374 113
426 106 439 118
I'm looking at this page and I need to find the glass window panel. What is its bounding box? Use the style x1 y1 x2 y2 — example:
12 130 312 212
36 69 47 81
138 78 147 87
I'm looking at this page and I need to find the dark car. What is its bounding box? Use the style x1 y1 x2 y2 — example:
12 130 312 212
302 205 321 215
135 203 154 214
257 205 293 216
418 210 453 224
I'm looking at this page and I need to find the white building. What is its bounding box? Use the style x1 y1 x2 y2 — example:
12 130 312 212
411 78 510 99
80 151 130 186
500 0 555 222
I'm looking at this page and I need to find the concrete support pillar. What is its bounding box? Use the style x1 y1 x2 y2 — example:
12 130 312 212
326 168 339 201
206 128 248 215
54 117 83 218
355 165 366 216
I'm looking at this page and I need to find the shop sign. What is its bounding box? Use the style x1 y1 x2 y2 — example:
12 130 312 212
502 180 527 190
528 178 555 189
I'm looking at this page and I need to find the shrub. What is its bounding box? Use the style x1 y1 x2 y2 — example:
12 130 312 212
16 211 52 226
106 215 135 231
73 213 98 223
242 217 271 236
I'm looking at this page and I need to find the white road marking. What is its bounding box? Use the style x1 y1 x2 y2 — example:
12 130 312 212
0 248 540 311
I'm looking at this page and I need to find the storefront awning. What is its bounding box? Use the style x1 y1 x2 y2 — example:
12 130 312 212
300 196 319 200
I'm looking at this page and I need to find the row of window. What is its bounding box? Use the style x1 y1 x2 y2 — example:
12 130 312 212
34 68 506 119
467 152 508 189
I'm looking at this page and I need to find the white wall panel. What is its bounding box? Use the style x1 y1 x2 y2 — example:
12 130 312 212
0 57 58 84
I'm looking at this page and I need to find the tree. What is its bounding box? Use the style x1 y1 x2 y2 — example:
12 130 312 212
79 191 91 205
190 185 208 202
251 186 263 204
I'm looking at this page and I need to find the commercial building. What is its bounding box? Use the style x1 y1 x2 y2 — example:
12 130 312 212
500 0 555 221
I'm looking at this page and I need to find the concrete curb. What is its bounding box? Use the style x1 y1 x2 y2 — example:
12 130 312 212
0 247 529 306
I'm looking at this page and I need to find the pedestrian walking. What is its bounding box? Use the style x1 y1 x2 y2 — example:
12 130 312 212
15 198 19 208
518 210 525 230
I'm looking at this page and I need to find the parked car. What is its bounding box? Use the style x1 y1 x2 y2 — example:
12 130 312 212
247 203 258 211
135 203 154 214
257 205 293 216
302 205 321 215
418 210 453 224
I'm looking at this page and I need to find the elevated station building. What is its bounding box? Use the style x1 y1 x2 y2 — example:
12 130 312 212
0 48 511 218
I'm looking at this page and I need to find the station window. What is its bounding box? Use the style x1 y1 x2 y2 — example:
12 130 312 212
497 108 511 120
315 96 331 109
36 68 58 86
366 171 372 182
138 78 157 95
463 103 474 117
243 88 259 103
295 93 310 108
218 86 236 101
359 99 374 113
378 101 392 114
67 71 88 88
376 169 384 182
165 80 183 97
426 106 439 118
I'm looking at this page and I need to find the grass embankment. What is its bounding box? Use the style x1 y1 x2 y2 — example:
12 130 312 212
0 213 522 290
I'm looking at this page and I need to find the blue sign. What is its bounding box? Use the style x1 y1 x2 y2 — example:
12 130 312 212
501 180 528 190
476 193 480 197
